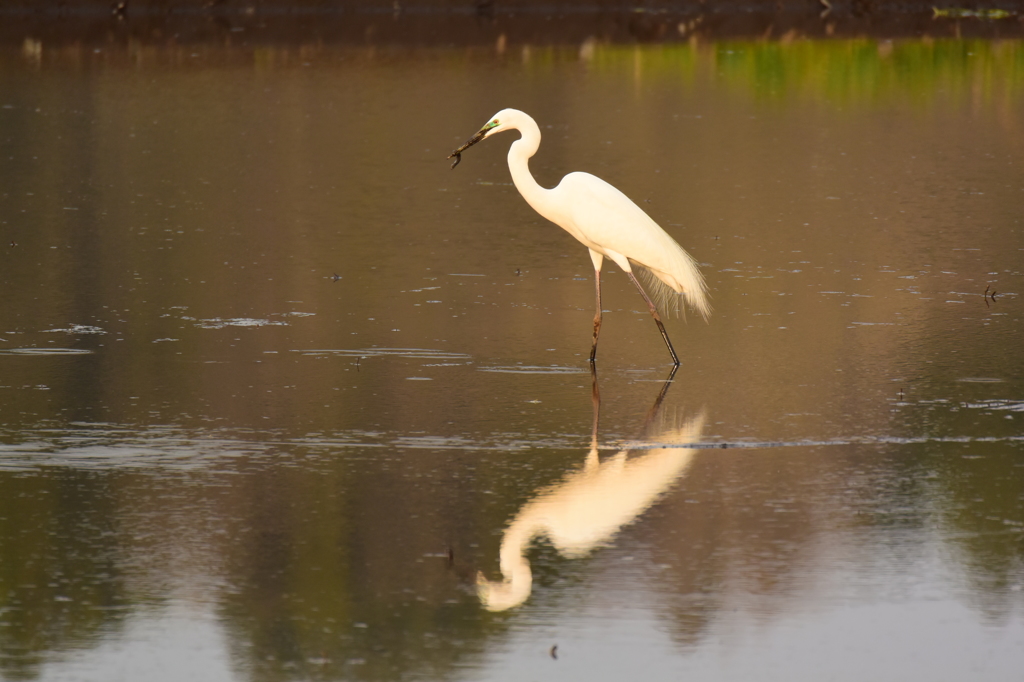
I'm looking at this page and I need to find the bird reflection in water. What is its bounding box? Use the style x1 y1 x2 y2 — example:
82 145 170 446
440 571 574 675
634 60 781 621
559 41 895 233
477 366 705 611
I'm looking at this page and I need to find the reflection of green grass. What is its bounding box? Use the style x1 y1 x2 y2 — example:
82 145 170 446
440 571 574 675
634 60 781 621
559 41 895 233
584 40 1024 105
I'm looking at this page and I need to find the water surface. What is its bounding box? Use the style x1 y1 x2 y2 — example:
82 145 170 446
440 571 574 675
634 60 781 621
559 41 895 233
1 34 1023 682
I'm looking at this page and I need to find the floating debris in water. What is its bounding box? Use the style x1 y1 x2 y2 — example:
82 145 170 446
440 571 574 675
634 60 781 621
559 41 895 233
195 317 288 329
0 348 94 356
42 324 106 335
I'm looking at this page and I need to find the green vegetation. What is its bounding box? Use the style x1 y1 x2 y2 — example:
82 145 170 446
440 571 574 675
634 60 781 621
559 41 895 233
582 38 1023 105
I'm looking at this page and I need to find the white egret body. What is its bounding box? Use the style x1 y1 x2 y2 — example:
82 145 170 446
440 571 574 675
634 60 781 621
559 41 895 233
449 108 709 365
477 371 706 611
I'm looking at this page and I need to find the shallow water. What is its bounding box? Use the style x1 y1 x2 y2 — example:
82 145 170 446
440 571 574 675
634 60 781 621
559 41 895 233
1 34 1023 682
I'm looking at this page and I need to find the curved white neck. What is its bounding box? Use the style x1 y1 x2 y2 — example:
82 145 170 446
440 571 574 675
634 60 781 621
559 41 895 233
507 129 561 224
478 518 536 611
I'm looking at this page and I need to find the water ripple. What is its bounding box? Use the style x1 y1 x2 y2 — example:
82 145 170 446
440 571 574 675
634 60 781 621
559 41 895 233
0 348 93 356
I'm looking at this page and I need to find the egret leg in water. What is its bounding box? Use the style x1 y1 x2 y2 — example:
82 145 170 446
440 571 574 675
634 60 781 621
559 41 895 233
449 108 710 365
476 364 696 611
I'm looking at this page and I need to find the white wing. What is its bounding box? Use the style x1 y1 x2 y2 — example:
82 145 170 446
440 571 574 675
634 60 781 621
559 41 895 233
555 172 710 318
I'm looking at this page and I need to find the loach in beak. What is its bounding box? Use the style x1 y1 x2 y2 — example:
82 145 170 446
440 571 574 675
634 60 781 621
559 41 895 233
447 127 490 169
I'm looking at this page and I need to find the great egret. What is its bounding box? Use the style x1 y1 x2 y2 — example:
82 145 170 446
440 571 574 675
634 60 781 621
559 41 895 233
449 108 710 365
477 366 706 611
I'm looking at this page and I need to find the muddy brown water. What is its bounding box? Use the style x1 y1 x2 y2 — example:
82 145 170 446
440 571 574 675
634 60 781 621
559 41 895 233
1 34 1022 682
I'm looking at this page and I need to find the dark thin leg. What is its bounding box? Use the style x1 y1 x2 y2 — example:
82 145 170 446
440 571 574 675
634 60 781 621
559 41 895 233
640 364 679 433
589 362 600 449
589 268 603 364
626 271 680 366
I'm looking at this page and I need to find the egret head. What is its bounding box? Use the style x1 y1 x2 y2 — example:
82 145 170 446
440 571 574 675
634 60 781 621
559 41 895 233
476 565 533 612
448 109 519 169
